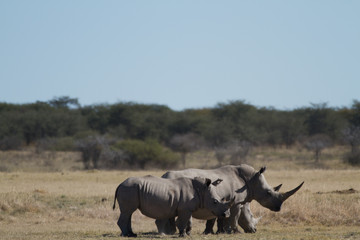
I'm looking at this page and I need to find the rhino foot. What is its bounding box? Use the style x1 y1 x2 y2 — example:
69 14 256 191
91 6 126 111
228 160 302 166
122 232 137 237
203 229 215 235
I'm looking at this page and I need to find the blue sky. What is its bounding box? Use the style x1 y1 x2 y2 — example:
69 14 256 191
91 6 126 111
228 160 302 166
1 1 359 110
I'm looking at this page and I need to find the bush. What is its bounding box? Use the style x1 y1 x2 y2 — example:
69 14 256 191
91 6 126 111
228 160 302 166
115 139 179 169
344 151 360 165
0 136 23 150
36 137 75 153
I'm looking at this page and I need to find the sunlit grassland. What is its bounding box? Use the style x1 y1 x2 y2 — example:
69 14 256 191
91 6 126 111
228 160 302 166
1 167 359 240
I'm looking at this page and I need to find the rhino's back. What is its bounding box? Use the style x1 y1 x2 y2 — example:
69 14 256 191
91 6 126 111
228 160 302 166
163 165 246 201
163 166 241 186
121 176 195 219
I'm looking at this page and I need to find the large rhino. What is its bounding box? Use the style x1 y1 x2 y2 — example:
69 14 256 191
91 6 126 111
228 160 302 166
113 175 233 237
157 165 303 234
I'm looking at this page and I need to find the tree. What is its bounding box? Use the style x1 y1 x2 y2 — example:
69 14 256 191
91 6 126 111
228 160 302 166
212 101 258 142
76 135 105 169
343 126 360 154
48 96 80 109
304 134 332 162
303 103 346 142
168 133 203 168
228 140 252 164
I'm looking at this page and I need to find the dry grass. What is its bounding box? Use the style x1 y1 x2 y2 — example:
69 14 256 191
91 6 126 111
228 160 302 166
0 169 359 240
0 147 360 239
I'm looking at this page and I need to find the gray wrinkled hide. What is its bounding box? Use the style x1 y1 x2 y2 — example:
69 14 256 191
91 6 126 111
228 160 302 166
113 175 231 237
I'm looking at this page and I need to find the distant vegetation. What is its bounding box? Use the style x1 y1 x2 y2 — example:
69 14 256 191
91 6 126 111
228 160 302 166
1 96 360 168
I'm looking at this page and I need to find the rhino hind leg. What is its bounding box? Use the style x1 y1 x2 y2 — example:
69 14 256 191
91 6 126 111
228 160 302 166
118 212 137 237
203 219 216 234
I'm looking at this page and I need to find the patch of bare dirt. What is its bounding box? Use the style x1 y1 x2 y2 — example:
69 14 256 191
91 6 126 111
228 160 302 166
316 188 358 194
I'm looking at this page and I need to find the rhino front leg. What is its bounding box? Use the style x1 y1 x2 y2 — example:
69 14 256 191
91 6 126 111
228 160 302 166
168 217 176 234
216 218 226 234
229 204 242 233
155 218 176 235
155 219 167 235
186 217 192 235
176 211 192 237
203 219 216 234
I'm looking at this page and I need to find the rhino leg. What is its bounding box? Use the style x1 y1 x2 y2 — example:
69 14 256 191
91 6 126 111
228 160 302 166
117 193 139 236
186 217 192 235
216 218 226 234
155 219 167 235
203 219 216 234
168 217 176 234
118 212 137 237
228 204 241 233
176 211 192 237
218 204 241 234
155 218 176 235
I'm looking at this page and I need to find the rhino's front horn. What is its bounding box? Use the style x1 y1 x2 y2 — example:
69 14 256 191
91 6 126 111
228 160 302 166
254 216 262 225
281 182 304 202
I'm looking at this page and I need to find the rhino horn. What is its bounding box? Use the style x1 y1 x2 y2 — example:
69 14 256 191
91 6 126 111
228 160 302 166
281 182 304 202
274 184 282 192
227 196 236 207
254 216 262 225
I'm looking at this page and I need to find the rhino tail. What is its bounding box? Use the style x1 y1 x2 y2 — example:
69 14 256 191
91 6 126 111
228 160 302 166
113 185 120 210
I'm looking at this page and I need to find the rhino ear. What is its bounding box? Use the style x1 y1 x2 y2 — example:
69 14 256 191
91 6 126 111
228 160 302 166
205 178 212 187
258 166 266 175
212 178 223 186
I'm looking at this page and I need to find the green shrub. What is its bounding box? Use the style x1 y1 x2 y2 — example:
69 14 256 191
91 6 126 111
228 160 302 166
115 139 179 169
36 137 75 152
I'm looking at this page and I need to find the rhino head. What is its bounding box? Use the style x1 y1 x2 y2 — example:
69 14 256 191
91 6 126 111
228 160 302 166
238 185 286 233
238 203 261 233
194 177 234 218
247 167 304 212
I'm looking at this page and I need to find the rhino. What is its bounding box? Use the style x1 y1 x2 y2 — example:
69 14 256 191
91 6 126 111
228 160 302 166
157 165 303 234
112 175 233 237
206 202 261 234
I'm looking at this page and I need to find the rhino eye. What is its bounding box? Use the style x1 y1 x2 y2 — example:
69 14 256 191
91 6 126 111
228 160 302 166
214 199 219 204
267 190 272 195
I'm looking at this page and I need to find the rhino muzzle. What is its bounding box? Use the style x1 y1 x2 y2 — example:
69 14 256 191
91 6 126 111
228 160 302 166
222 209 231 218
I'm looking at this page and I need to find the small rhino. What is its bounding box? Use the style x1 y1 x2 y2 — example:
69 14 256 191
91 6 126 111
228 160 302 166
113 175 233 237
213 202 260 234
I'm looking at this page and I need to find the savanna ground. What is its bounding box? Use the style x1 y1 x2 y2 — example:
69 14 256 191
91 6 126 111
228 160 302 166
1 146 360 240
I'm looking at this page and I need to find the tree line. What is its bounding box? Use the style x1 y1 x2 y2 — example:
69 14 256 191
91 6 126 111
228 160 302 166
1 96 360 168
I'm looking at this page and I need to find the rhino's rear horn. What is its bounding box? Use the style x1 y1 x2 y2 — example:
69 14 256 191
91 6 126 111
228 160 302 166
281 182 304 202
227 196 236 207
274 184 282 192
